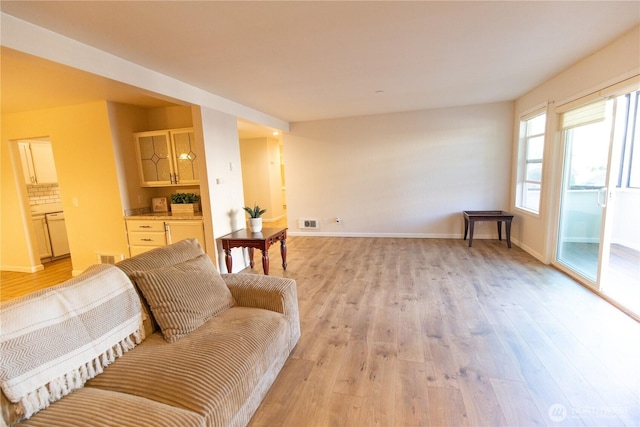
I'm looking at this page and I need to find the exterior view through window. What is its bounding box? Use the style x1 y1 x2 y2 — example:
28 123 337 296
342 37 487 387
516 111 546 213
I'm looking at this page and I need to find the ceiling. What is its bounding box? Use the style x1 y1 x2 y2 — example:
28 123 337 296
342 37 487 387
1 1 639 129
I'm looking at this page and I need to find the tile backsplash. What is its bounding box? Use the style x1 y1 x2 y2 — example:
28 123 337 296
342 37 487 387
27 184 61 206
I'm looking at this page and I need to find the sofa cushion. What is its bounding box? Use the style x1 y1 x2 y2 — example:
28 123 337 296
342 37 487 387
131 254 235 343
116 238 205 276
17 387 205 427
85 306 291 427
116 238 207 337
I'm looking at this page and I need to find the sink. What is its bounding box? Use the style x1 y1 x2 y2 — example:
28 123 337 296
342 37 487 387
31 203 63 215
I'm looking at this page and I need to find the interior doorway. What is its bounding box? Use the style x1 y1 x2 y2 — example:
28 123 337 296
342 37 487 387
555 89 640 316
237 119 288 229
15 138 71 268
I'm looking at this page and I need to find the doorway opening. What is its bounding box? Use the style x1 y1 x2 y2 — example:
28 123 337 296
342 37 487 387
16 137 71 268
237 119 288 230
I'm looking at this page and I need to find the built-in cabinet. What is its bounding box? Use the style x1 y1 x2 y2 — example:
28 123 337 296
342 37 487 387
125 217 205 257
18 141 58 185
133 128 199 187
31 214 52 259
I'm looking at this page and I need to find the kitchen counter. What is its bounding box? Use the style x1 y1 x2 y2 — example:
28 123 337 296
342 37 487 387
31 203 63 215
124 212 203 220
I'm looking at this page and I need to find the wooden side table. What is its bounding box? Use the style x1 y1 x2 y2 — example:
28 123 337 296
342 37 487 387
219 228 287 275
463 211 514 248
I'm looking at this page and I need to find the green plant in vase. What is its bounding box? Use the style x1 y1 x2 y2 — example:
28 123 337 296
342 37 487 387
243 203 266 232
170 193 201 214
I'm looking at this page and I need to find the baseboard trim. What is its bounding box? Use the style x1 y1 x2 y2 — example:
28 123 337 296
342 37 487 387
287 231 511 239
0 263 44 273
510 237 545 263
263 214 286 223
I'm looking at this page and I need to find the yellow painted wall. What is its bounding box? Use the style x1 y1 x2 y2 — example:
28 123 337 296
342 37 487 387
147 105 193 130
0 117 45 272
1 101 129 274
106 102 154 212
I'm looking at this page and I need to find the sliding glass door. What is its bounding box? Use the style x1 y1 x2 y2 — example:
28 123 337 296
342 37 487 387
556 88 640 316
557 99 615 286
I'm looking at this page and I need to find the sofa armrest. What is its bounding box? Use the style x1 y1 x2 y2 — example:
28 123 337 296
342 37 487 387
221 273 301 351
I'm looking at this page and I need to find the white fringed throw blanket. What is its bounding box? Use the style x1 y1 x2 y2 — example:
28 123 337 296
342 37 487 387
0 264 144 420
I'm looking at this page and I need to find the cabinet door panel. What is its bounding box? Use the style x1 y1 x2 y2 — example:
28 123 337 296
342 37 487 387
171 130 199 184
32 216 52 258
134 132 173 186
30 142 58 184
19 143 35 184
165 220 205 250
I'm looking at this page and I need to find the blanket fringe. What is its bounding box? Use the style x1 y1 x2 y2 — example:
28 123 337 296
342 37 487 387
16 329 142 419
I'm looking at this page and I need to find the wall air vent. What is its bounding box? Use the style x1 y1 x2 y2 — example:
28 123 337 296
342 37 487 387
298 218 320 229
97 252 125 265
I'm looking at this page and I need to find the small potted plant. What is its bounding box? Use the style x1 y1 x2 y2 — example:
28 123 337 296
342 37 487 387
170 192 201 215
243 203 266 232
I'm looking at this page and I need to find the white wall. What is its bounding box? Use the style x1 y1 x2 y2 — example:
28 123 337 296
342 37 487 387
193 106 248 273
511 25 640 262
285 102 514 238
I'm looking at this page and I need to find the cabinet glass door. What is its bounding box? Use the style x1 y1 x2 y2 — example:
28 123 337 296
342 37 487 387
136 133 172 185
171 130 199 184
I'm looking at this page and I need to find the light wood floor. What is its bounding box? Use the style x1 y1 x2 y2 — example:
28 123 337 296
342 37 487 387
246 237 639 427
0 257 73 302
2 238 638 426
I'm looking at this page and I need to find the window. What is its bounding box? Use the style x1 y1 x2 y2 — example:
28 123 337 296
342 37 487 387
516 110 546 213
561 99 610 190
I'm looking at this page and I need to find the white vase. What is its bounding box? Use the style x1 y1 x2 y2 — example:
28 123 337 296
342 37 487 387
249 217 263 233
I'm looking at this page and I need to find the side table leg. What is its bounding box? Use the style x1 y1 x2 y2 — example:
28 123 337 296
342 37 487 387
224 249 232 273
497 221 502 241
506 220 512 248
248 247 255 269
468 220 475 247
464 218 469 240
262 250 270 275
281 239 287 270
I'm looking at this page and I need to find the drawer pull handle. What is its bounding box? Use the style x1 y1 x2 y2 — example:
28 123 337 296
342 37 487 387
139 225 152 228
141 238 153 242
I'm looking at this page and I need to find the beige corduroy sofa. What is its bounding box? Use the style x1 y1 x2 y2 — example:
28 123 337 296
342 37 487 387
1 238 300 427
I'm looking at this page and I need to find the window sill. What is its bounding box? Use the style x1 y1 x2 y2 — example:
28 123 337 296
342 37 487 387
514 206 541 219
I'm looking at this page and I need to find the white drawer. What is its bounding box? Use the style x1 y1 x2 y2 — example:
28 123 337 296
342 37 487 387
129 232 166 246
126 220 165 232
